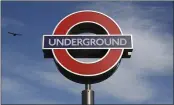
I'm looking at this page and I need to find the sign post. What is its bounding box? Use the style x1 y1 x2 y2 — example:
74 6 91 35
42 10 133 105
82 84 94 105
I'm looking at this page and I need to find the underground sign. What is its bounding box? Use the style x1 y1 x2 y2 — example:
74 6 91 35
42 10 133 84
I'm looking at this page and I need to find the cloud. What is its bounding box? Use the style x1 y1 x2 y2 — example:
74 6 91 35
2 63 67 104
2 2 173 104
76 2 173 74
74 2 173 103
1 17 24 28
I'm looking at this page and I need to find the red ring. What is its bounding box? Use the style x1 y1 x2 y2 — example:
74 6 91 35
52 11 123 76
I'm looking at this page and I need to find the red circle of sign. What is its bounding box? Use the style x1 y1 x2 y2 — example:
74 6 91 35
52 10 123 76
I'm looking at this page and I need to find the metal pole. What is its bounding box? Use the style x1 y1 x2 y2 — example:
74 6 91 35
82 84 94 105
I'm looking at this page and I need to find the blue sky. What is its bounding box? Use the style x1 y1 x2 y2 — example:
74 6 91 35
1 1 173 104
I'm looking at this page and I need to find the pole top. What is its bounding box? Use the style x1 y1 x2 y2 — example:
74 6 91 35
85 84 91 90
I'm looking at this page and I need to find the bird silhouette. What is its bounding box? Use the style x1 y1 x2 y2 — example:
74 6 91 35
8 32 22 36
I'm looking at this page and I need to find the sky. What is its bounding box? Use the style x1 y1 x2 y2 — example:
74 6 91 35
1 1 173 104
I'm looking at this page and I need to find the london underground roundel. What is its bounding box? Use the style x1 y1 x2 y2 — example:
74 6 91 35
42 10 133 84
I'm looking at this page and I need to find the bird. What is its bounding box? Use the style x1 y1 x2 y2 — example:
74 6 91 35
8 32 22 36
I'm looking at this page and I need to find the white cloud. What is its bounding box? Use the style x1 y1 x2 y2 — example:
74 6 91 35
2 77 36 103
2 2 173 104
1 17 24 28
76 2 173 75
73 2 173 103
2 77 24 94
2 76 65 104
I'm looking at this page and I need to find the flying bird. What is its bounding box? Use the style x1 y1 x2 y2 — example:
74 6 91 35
8 32 22 36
